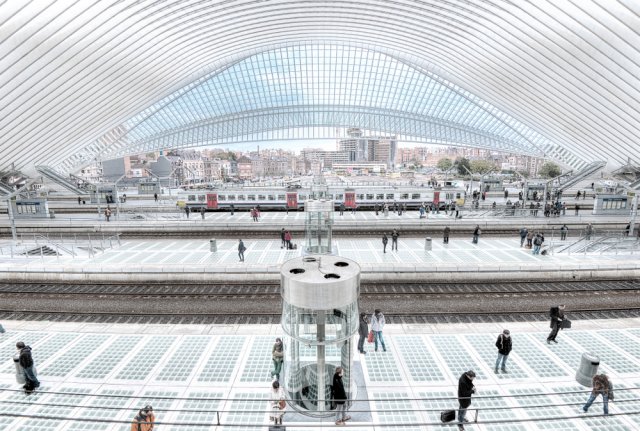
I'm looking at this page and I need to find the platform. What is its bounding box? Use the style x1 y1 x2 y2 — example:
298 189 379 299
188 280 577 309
0 231 639 283
0 316 639 430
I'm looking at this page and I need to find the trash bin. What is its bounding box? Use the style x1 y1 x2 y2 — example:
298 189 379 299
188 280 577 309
576 352 600 386
209 239 217 252
425 237 432 251
49 210 55 219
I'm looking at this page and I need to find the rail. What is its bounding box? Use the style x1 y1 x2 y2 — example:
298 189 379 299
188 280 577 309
0 387 637 428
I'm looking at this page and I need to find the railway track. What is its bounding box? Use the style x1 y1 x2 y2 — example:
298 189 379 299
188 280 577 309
0 280 636 296
0 281 638 324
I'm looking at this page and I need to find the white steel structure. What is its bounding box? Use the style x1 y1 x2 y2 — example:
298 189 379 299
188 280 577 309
1 1 639 177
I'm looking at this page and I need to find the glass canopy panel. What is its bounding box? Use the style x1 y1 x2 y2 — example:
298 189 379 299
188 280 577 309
118 43 554 159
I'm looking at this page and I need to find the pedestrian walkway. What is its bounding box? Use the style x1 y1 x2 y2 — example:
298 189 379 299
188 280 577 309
0 317 638 430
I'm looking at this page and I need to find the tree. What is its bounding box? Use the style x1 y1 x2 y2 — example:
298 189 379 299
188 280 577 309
437 158 453 171
538 162 562 179
516 170 530 179
455 157 471 176
470 159 496 174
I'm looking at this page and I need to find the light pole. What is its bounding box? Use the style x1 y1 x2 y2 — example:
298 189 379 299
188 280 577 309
113 174 126 220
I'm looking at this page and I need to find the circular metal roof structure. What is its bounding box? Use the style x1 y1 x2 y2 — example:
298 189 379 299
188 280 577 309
1 0 639 176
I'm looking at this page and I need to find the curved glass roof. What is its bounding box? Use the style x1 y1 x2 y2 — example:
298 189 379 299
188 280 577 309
0 1 638 176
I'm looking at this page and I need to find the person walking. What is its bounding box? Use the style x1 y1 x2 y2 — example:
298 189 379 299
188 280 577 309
332 367 350 426
154 192 158 202
104 206 112 222
457 370 476 430
238 239 246 262
575 204 580 215
546 304 566 344
560 224 569 240
269 380 286 425
230 204 234 216
624 223 631 237
443 226 450 244
494 329 512 373
130 406 155 431
382 233 388 253
16 341 39 393
371 309 387 352
391 229 399 251
519 227 528 247
200 206 206 220
280 228 286 248
184 206 190 218
472 225 481 244
357 312 369 354
582 373 611 415
78 196 81 205
271 337 284 381
339 203 344 216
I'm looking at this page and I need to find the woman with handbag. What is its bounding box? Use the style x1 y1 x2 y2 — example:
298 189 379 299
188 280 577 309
269 380 286 425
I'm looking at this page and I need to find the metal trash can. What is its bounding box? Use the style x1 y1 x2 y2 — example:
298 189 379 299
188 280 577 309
209 239 217 252
49 210 55 219
425 237 432 251
576 352 600 386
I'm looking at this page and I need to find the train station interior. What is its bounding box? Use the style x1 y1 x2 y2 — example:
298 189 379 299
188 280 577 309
1 1 640 430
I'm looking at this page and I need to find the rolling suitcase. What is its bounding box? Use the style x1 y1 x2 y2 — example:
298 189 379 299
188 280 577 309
440 409 455 423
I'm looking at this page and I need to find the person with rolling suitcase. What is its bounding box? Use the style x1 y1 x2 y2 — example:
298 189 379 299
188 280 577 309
457 370 476 430
16 341 39 394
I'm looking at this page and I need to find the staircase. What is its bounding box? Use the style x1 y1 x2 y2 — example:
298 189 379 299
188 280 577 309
35 165 88 195
21 246 58 256
556 161 607 193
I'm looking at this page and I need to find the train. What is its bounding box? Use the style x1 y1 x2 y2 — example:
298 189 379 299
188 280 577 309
177 184 466 211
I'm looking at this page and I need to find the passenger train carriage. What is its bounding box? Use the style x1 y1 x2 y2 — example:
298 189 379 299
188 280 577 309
178 184 465 211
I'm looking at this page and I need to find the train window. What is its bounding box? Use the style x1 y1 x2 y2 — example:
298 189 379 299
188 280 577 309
411 193 420 199
366 194 374 200
237 195 245 200
218 195 226 201
327 194 333 199
376 194 384 199
258 195 266 200
197 195 205 201
456 193 461 199
268 195 275 201
299 194 307 200
188 194 196 201
357 194 365 199
228 194 236 200
277 195 285 200
386 194 394 199
400 193 409 199
336 194 343 200
247 195 256 201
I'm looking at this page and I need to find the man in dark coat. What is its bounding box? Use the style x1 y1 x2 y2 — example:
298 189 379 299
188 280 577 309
16 341 39 392
547 304 566 344
494 329 512 373
382 233 388 253
443 226 451 244
457 370 476 430
357 313 369 354
332 367 350 425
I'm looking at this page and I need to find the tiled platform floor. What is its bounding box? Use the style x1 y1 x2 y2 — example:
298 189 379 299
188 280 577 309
1 237 637 272
0 318 639 430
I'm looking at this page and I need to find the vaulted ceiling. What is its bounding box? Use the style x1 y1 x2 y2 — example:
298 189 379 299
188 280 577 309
1 0 638 176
